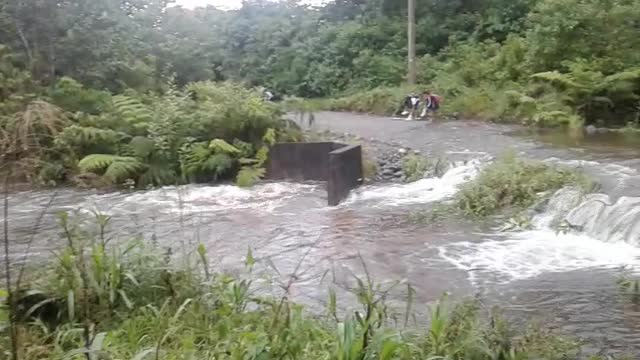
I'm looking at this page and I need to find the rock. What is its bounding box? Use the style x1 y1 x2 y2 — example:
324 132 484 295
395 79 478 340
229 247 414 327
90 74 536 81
413 150 421 154
585 125 597 135
398 148 407 154
393 170 403 178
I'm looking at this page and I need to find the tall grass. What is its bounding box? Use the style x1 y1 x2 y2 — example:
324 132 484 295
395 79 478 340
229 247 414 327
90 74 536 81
455 153 595 217
0 212 621 359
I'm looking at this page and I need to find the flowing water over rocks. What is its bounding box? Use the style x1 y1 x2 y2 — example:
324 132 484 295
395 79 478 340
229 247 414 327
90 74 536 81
6 112 640 357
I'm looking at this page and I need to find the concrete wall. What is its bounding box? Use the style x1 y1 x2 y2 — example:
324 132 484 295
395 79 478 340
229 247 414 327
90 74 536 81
327 145 363 206
266 142 337 181
266 142 362 205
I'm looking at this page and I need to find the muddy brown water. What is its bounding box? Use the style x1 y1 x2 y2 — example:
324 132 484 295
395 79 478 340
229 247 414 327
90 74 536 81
4 112 640 357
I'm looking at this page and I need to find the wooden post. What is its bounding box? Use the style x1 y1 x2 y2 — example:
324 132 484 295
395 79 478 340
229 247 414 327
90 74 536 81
407 0 417 85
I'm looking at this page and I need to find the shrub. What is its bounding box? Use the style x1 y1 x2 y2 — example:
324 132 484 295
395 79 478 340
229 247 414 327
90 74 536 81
402 154 430 182
456 153 594 217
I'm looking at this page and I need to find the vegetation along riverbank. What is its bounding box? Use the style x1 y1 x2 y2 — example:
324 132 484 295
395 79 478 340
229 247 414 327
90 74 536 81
0 214 632 359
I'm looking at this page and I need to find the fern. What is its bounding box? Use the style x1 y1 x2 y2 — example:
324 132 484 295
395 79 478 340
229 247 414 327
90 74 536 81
179 141 235 180
128 136 155 159
209 139 240 154
262 128 276 146
236 166 266 188
255 146 269 166
530 71 582 90
78 154 144 184
201 153 234 178
55 125 125 147
138 164 177 187
112 95 152 125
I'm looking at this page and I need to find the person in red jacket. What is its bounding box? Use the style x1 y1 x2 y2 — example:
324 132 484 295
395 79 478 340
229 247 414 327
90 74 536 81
420 90 441 119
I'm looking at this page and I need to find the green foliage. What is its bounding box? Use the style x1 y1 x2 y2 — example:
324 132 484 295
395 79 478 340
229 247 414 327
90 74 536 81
402 154 430 182
78 154 145 184
112 95 153 132
236 166 267 188
3 0 640 186
329 86 422 115
456 153 593 217
179 139 239 182
49 77 111 115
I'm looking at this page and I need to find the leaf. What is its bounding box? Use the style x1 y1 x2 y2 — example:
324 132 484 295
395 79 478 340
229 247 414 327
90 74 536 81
78 154 139 173
236 166 265 187
172 298 193 322
24 297 58 319
118 290 134 310
131 348 155 360
67 290 75 321
379 338 401 360
245 247 255 269
262 128 276 146
209 138 240 154
113 95 152 124
530 71 582 89
90 332 107 352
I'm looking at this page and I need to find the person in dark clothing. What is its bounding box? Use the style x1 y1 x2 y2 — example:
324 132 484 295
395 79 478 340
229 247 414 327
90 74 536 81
396 93 421 120
420 90 441 118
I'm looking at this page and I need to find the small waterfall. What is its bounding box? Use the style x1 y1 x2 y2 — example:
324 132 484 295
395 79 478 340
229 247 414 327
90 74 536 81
566 195 640 246
343 159 481 206
440 186 640 284
532 187 583 228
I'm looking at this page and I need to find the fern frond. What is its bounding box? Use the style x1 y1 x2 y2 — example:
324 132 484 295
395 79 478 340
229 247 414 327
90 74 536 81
236 166 266 188
56 125 125 147
78 154 127 172
262 128 276 146
78 154 144 183
255 146 269 166
103 158 145 183
201 153 234 178
138 164 177 187
112 95 152 124
530 71 582 90
209 139 240 154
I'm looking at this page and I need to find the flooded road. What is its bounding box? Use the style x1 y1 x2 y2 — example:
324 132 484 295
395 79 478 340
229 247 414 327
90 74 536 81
5 112 640 357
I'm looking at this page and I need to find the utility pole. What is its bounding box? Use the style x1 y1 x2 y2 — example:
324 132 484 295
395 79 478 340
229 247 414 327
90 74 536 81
407 0 417 85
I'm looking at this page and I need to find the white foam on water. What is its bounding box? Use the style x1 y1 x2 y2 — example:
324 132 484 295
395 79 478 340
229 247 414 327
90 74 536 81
80 182 321 215
344 159 481 206
439 229 640 285
544 157 639 185
439 183 640 285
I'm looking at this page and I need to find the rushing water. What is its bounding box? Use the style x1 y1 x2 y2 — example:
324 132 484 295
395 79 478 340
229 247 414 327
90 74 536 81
5 121 640 357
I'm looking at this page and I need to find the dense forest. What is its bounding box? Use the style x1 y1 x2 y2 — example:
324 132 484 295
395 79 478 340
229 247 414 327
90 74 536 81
1 0 640 187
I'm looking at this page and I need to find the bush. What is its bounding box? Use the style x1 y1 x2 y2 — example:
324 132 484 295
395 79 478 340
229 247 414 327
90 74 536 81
2 79 289 188
402 154 431 182
456 153 594 217
329 86 423 115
